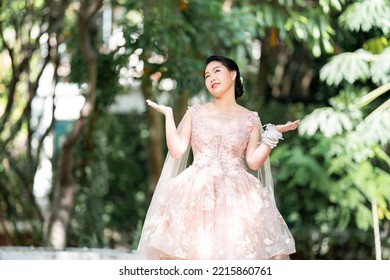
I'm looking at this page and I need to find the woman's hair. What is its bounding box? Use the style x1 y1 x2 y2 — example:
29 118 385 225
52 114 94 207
204 55 244 100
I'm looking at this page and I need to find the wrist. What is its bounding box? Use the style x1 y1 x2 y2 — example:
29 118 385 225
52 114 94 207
164 107 174 117
261 124 284 149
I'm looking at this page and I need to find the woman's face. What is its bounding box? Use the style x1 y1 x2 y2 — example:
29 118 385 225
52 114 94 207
204 61 236 98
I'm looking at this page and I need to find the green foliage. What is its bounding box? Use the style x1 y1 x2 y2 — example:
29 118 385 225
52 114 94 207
68 113 149 248
300 107 356 137
275 0 338 57
299 85 390 219
319 0 345 12
321 0 390 86
363 37 389 54
70 50 127 110
298 69 390 259
118 0 243 102
290 0 390 255
285 10 335 56
0 0 73 246
320 50 372 85
68 21 131 111
320 48 390 86
370 48 390 84
339 0 390 34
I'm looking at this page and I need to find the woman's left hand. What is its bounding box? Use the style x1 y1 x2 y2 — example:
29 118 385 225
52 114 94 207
275 120 300 133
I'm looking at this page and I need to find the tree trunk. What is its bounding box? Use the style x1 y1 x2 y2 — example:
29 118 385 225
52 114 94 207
141 77 164 195
45 0 103 249
174 88 190 122
255 31 274 103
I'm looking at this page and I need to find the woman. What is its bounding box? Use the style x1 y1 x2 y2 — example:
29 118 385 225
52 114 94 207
136 55 299 260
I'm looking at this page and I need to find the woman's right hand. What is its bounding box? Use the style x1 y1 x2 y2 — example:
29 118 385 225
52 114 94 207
146 99 173 116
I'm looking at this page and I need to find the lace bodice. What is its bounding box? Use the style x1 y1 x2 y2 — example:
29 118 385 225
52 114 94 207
189 104 260 172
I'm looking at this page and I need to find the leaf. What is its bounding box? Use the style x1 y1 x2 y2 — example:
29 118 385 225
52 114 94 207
299 107 354 137
336 206 351 230
363 37 389 55
343 188 365 209
370 48 390 85
338 0 390 34
355 205 372 231
320 50 372 85
357 108 390 146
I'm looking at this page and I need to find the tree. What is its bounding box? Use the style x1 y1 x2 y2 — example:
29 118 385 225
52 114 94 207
0 0 70 246
228 0 343 104
45 0 104 249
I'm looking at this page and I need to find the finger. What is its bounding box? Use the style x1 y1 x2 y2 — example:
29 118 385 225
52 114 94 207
290 120 299 127
146 99 156 106
146 101 159 109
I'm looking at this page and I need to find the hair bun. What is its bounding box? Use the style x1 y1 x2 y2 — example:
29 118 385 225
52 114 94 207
235 72 244 99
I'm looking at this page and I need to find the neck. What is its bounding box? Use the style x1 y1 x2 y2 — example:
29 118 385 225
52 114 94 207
212 96 238 112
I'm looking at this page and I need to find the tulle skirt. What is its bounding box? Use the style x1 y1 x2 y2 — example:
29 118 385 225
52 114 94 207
137 165 295 260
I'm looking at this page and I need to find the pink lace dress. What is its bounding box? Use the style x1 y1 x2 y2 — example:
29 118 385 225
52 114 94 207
137 104 295 259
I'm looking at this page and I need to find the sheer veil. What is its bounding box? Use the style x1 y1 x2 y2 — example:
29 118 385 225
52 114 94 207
135 110 277 259
136 113 191 259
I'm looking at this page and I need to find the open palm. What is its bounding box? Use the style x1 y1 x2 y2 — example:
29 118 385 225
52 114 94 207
276 120 300 133
146 99 173 116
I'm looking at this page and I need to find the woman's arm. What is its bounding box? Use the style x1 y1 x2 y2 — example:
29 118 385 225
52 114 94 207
146 99 192 158
246 126 272 170
246 120 300 170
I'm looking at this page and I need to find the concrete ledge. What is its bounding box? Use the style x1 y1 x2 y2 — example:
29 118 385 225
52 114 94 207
0 246 136 260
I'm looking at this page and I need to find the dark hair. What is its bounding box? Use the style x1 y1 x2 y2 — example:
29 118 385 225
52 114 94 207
204 55 244 100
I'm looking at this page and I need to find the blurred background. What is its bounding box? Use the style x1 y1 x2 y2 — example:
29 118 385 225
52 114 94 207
0 0 389 260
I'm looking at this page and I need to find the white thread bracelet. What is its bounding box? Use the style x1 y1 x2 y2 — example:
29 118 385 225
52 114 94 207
260 124 283 149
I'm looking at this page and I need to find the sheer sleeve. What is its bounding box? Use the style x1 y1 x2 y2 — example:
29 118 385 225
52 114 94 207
249 111 278 209
247 111 261 132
